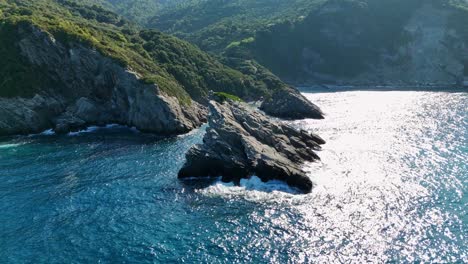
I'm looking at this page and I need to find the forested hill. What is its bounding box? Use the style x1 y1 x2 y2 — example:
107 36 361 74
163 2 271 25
72 0 326 53
77 0 468 87
0 0 290 102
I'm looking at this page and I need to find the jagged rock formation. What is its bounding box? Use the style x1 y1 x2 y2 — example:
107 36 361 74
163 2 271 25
178 100 325 193
260 87 324 119
0 24 206 136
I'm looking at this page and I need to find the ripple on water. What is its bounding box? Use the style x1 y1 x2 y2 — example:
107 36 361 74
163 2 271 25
0 91 466 263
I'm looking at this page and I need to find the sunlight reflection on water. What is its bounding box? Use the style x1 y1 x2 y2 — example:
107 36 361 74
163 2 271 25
200 91 467 262
1 91 466 263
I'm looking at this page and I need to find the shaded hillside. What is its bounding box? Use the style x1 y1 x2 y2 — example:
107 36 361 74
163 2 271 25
0 0 325 136
227 0 468 85
76 0 468 87
0 0 285 103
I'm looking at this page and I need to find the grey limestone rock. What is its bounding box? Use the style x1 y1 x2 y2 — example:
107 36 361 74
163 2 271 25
179 100 325 193
0 24 206 136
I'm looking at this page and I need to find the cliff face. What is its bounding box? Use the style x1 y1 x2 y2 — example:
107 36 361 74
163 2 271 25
0 24 206 136
323 3 467 87
227 0 468 87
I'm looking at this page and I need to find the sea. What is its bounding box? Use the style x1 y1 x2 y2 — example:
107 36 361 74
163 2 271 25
0 90 466 263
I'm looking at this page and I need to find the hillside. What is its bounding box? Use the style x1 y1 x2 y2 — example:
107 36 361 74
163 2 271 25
0 0 282 103
0 0 323 136
81 0 468 87
227 0 468 86
73 0 325 53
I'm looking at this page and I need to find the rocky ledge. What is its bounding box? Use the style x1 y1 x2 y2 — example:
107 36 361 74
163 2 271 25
0 24 206 136
261 87 324 119
178 99 325 193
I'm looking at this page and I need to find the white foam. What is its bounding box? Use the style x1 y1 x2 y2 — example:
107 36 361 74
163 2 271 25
0 143 22 149
67 124 140 136
39 129 55 135
197 176 304 201
68 126 100 136
27 129 56 137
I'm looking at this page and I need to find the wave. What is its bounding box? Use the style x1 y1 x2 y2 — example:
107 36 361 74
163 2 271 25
68 124 140 136
0 143 22 149
197 176 305 201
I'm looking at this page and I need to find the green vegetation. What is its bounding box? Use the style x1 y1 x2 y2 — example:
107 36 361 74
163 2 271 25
0 0 285 104
446 0 468 75
3 0 465 101
213 92 243 103
227 0 424 80
78 0 468 84
0 20 59 97
70 0 325 53
147 0 325 53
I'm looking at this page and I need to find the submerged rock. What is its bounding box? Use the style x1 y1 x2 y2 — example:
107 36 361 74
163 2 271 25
260 87 324 119
178 100 325 193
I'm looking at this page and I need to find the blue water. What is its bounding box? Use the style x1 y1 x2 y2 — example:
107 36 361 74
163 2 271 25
0 91 466 263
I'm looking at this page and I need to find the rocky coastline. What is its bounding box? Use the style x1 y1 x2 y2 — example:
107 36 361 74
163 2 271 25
0 24 324 137
0 24 206 137
178 99 325 193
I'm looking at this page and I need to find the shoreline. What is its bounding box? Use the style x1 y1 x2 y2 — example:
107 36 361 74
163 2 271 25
296 85 468 93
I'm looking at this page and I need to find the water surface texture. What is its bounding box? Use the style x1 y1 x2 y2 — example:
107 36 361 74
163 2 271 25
1 91 466 263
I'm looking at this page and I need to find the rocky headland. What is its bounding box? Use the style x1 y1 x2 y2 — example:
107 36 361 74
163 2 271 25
178 99 325 193
0 22 324 137
0 24 206 136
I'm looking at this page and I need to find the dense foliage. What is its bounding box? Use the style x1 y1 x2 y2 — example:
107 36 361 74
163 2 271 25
226 0 424 80
212 92 243 103
0 0 283 103
0 19 59 97
446 0 468 75
68 0 325 53
148 0 326 53
78 0 468 84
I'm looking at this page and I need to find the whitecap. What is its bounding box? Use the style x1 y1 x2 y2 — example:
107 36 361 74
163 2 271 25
67 126 100 136
39 129 55 135
0 143 22 149
67 124 140 136
197 176 303 201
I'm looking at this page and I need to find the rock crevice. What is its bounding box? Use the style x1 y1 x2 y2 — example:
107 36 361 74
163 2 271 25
0 24 206 136
178 100 325 193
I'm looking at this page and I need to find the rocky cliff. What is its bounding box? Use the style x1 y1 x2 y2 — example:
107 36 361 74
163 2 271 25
327 2 468 87
226 0 468 88
0 23 206 136
178 99 325 193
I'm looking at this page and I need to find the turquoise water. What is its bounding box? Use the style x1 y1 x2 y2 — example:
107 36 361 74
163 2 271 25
0 91 466 263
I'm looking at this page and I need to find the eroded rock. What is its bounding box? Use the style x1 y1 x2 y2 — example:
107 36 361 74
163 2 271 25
178 100 325 193
0 24 206 136
260 87 325 119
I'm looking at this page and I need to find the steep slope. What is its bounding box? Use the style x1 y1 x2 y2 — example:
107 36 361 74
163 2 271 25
147 0 325 52
0 6 204 135
72 0 323 53
84 0 468 88
0 0 323 135
228 0 468 86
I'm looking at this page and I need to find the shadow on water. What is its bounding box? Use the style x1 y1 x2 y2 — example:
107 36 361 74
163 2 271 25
0 128 174 147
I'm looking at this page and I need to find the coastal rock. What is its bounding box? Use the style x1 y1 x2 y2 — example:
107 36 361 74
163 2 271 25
0 24 206 136
260 87 325 119
291 2 468 87
178 100 325 193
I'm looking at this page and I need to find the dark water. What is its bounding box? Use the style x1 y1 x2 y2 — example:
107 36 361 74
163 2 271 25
0 91 466 263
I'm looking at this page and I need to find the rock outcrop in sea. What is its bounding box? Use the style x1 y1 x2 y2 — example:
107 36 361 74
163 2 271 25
261 87 324 119
0 24 206 136
178 99 325 193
